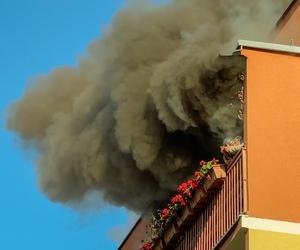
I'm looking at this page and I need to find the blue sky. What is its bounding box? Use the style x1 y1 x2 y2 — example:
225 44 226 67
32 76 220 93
0 0 144 249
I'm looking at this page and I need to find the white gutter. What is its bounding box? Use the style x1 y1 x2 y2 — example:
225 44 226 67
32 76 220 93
237 40 300 55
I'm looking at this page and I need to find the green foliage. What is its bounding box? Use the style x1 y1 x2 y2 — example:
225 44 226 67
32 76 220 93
200 161 213 175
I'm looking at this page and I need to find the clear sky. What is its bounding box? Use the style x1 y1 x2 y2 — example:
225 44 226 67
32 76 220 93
0 0 142 249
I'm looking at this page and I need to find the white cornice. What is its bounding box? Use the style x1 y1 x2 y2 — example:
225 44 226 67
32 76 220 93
237 40 300 55
241 215 300 235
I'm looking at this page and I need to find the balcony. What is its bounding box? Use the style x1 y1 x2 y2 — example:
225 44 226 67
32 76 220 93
120 40 300 250
158 148 247 250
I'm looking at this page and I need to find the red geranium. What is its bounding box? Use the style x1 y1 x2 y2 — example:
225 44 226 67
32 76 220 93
171 194 186 206
177 182 188 193
194 171 202 179
184 189 192 198
140 242 153 250
177 182 187 191
161 208 170 220
177 178 199 198
200 160 206 166
186 179 198 189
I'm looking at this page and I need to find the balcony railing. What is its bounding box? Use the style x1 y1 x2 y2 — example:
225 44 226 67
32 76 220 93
174 148 247 250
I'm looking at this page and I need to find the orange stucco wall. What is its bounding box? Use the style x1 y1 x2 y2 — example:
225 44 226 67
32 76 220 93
275 0 300 45
119 217 148 250
242 48 300 223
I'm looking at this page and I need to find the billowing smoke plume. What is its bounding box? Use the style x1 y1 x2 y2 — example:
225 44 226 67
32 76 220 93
7 0 290 211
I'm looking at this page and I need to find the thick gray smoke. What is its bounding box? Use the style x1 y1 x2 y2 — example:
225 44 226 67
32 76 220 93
7 0 290 212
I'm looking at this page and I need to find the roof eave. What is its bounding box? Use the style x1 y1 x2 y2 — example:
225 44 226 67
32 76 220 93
237 39 300 55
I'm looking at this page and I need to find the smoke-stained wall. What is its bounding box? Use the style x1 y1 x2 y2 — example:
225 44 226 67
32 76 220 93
7 0 291 212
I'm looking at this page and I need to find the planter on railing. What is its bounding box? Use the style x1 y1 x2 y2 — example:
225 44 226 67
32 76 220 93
163 221 179 246
176 204 194 227
204 164 226 192
189 187 207 210
150 164 227 250
174 150 245 250
154 164 226 249
153 239 164 250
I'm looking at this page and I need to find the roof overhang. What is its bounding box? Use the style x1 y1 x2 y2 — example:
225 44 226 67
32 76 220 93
237 39 300 55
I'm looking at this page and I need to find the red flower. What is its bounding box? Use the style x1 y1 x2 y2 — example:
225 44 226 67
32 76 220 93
140 242 153 250
186 179 198 189
185 190 192 198
177 182 188 193
200 160 206 166
193 180 198 188
177 178 199 199
194 171 202 179
171 194 186 206
161 208 169 220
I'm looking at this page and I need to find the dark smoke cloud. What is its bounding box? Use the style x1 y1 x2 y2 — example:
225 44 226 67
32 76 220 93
7 0 290 212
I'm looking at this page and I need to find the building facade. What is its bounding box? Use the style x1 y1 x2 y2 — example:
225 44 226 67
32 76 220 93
119 1 300 249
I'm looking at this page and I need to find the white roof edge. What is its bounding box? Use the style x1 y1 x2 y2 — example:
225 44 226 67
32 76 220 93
237 39 300 55
241 215 300 235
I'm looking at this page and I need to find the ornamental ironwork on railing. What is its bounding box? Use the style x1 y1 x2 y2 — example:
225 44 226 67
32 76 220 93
174 148 247 250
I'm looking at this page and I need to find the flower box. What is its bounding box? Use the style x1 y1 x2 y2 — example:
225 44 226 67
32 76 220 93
176 204 195 227
163 220 179 245
221 137 244 165
142 159 227 250
203 164 226 192
153 239 164 250
189 187 207 210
